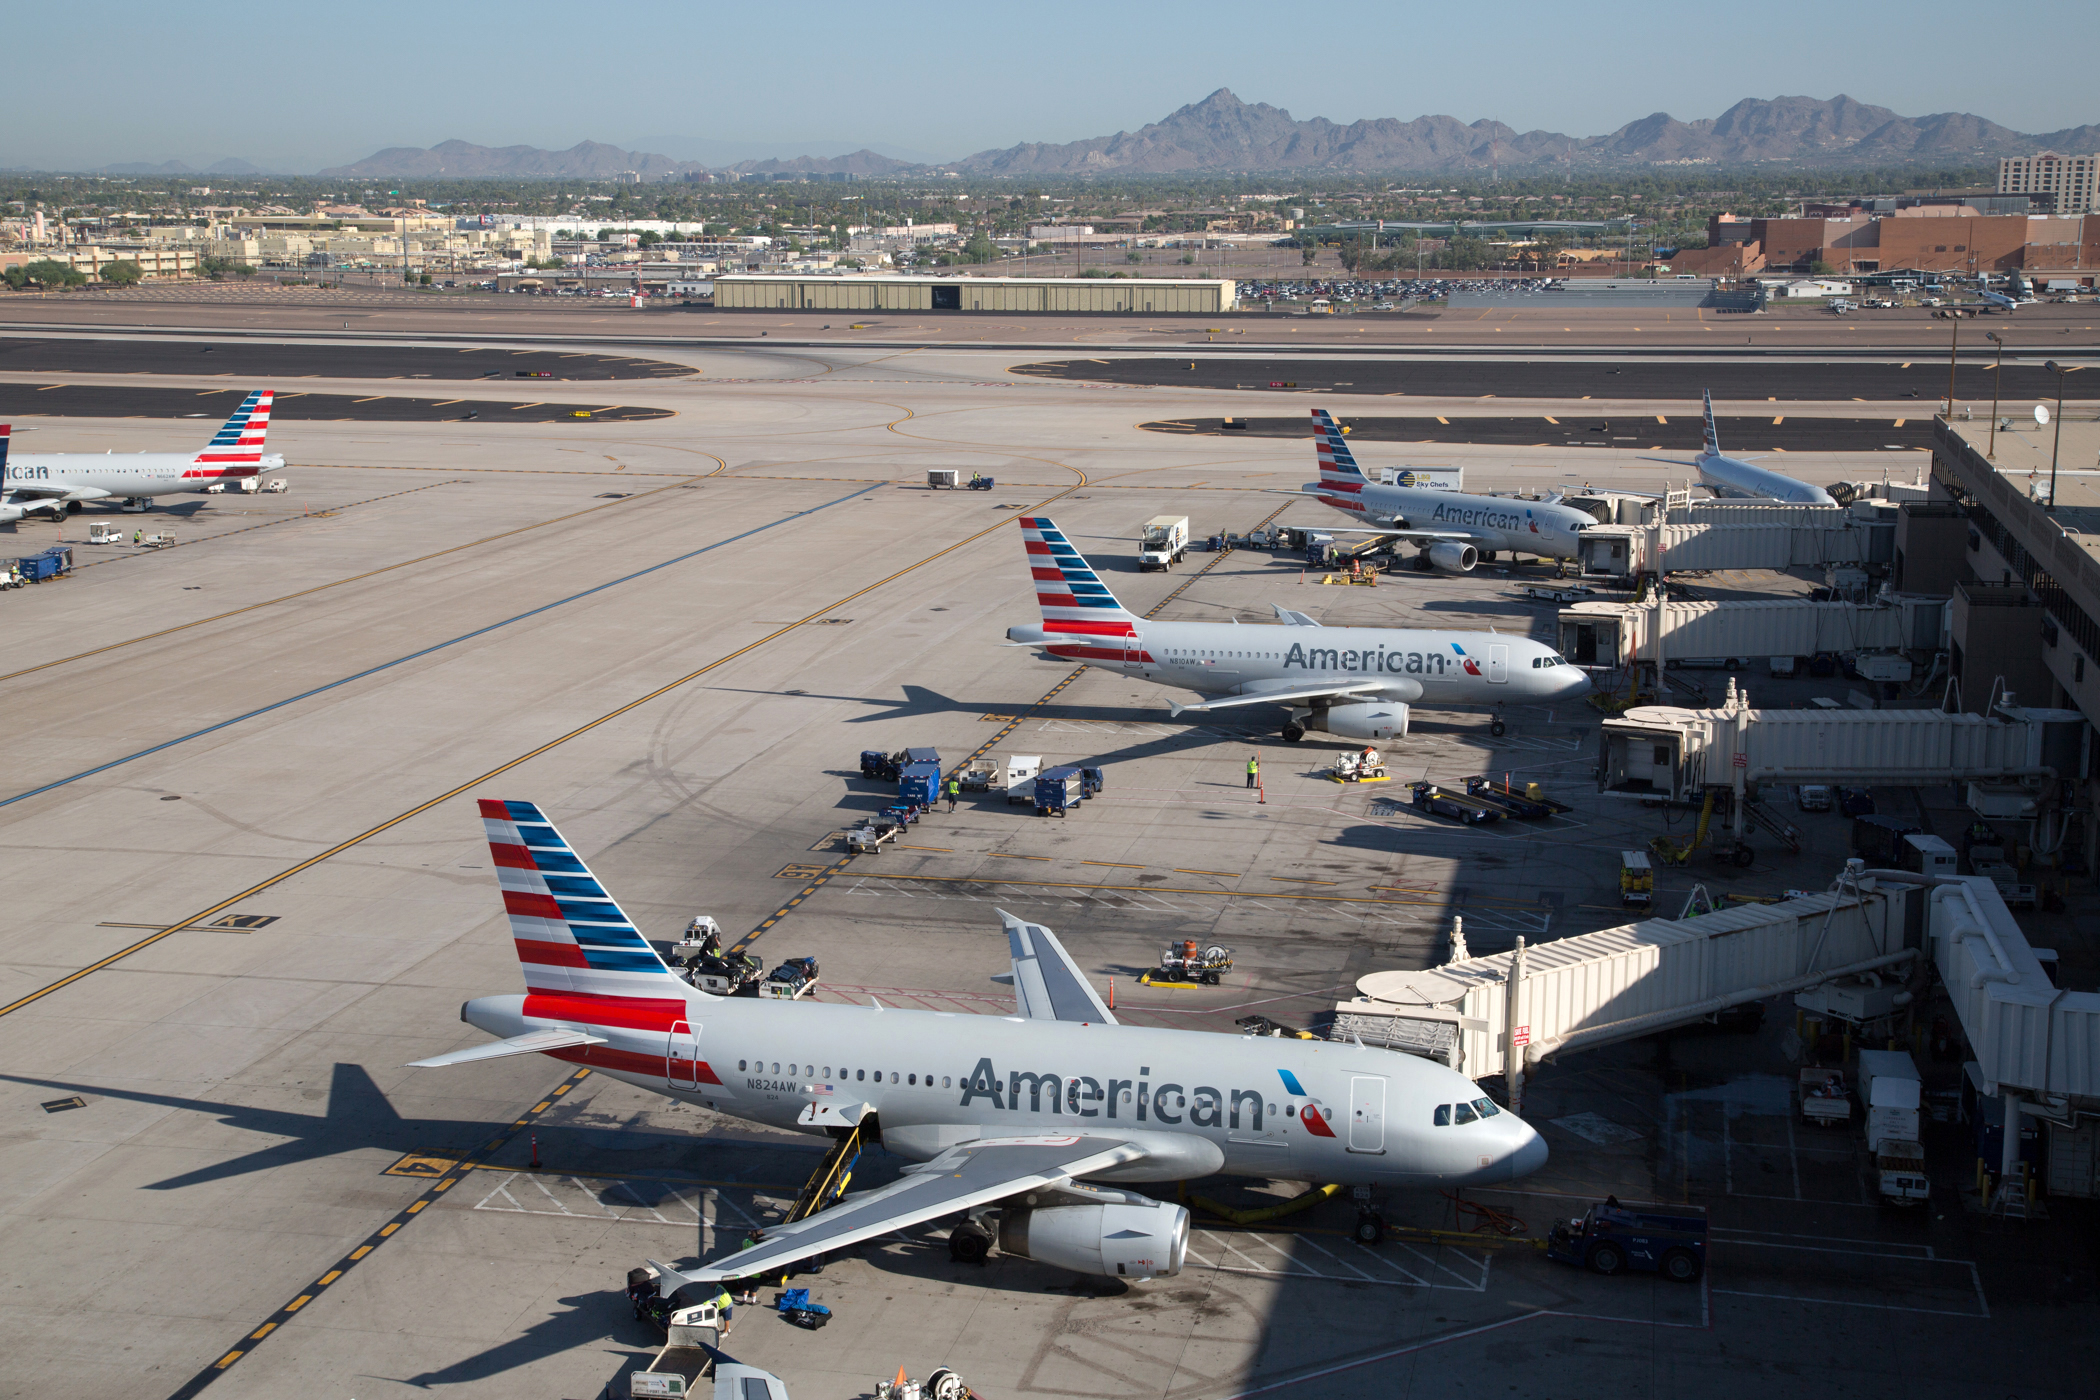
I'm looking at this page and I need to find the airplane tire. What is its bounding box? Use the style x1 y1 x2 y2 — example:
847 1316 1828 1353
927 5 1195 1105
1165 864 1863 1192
1490 719 1507 737
1354 1213 1386 1246
949 1223 992 1264
1733 843 1755 868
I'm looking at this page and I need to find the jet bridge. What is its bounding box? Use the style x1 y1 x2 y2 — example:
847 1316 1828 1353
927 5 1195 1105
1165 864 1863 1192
1559 596 1945 669
1598 690 2081 798
1336 867 2100 1205
1334 882 1917 1084
1578 502 1895 579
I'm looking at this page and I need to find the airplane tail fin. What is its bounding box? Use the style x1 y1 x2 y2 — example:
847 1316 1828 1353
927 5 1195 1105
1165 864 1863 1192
1020 517 1140 637
1701 391 1721 458
0 423 10 473
1311 409 1367 496
195 390 274 476
477 799 703 1019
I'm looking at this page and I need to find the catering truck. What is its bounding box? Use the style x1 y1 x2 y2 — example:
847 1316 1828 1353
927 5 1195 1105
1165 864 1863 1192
1137 516 1189 571
1859 1049 1929 1206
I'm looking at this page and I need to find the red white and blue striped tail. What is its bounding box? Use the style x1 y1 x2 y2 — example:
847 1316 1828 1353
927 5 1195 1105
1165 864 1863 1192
193 389 273 474
479 798 700 1031
1020 516 1139 638
1311 408 1365 495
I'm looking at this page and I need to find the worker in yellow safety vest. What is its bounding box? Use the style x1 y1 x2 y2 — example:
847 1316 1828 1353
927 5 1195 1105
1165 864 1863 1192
946 776 961 813
1246 755 1260 789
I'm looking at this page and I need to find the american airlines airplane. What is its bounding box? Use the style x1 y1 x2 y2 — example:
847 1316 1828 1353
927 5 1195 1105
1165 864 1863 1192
0 390 282 523
1293 408 1597 572
1643 392 1836 505
1003 516 1589 742
412 800 1549 1285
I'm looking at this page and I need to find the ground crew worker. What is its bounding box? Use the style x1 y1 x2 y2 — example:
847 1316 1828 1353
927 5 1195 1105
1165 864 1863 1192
713 1283 735 1335
1246 754 1260 789
946 776 961 813
132 529 142 545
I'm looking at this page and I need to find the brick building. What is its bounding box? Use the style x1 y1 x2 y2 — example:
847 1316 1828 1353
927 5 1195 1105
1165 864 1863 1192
1705 210 2100 275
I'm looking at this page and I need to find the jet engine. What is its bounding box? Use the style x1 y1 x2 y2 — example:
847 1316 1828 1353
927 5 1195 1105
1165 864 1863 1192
1288 701 1410 742
1422 542 1477 574
998 1197 1189 1280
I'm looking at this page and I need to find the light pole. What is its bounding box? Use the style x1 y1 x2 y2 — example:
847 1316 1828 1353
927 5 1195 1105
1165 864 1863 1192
1943 313 1960 419
2044 360 2079 512
1986 331 2006 458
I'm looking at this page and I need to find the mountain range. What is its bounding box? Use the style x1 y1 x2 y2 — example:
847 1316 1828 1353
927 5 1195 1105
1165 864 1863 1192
51 93 2100 180
946 90 2100 174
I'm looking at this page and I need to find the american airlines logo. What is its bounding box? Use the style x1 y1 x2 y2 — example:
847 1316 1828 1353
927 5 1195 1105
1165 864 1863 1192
1429 502 1533 531
954 1057 1333 1135
1283 641 1466 676
5 466 52 480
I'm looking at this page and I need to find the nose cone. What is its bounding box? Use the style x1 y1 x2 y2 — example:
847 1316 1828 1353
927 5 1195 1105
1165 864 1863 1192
1508 1122 1549 1179
1558 667 1594 699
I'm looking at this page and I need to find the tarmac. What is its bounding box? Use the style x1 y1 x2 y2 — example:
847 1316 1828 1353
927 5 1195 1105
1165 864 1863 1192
0 322 2093 1400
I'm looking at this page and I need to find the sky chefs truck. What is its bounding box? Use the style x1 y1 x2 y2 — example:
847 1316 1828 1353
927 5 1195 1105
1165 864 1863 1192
1859 1049 1929 1206
1138 516 1189 571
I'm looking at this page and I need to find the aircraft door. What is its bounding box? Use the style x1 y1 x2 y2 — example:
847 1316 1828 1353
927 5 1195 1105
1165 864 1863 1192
1487 644 1509 684
1347 1076 1387 1154
667 1020 700 1089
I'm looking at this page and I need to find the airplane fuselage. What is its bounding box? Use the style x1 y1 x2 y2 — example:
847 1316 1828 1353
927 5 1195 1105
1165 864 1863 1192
463 991 1547 1187
4 450 283 502
1018 617 1589 705
1307 480 1594 560
1693 452 1837 506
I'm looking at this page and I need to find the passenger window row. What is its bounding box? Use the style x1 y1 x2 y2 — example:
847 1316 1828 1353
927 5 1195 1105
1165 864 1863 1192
736 1060 951 1088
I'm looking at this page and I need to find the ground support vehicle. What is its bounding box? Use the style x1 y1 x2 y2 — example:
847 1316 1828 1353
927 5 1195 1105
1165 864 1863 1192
760 957 820 1000
1620 851 1654 908
966 472 993 490
1146 939 1232 985
1138 515 1190 570
1329 749 1388 782
1079 765 1105 797
959 760 997 791
1003 755 1041 805
927 469 959 489
1410 782 1502 825
1463 775 1567 817
1034 766 1084 816
674 922 765 996
1800 1067 1852 1127
882 802 922 827
625 1265 723 1398
846 819 901 854
1522 584 1595 604
859 750 900 782
1874 1140 1930 1206
1547 1199 1707 1281
898 760 942 807
11 546 72 581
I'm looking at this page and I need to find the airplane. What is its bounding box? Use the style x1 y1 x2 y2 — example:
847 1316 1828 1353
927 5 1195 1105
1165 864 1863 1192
1641 392 1836 506
1286 408 1599 573
1003 516 1588 742
0 390 281 523
411 799 1550 1288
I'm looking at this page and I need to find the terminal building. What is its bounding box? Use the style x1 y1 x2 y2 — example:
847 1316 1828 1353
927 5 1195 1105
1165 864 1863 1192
711 273 1235 315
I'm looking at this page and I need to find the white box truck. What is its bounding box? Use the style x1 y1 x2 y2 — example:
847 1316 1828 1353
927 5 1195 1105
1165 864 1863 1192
1137 516 1188 571
1003 755 1042 805
1859 1049 1929 1206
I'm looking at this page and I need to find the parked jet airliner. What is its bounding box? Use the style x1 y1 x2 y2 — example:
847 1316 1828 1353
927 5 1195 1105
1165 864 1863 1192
411 800 1549 1286
1642 392 1836 505
1291 409 1597 572
1003 516 1588 741
0 390 281 523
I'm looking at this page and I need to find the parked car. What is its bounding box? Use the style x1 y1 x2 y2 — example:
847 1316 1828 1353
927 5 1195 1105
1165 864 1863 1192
1796 784 1834 812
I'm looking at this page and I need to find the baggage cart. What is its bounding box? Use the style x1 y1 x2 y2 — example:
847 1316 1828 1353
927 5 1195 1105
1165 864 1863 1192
1410 781 1502 825
1034 766 1084 817
1463 775 1567 817
927 469 960 489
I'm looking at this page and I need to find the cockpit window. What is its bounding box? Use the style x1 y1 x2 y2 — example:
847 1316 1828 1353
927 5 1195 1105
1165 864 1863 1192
1452 1101 1479 1125
1433 1104 1451 1126
1472 1097 1500 1118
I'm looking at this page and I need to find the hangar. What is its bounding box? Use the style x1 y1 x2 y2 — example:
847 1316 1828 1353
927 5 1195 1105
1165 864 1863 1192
712 272 1235 314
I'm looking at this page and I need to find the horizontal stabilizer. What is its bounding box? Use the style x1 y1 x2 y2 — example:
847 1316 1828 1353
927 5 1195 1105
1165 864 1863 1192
406 1027 607 1068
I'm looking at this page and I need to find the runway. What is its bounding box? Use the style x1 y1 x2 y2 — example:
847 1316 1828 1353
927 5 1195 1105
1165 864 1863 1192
0 383 674 423
1021 355 2100 401
0 336 692 381
1144 414 1934 451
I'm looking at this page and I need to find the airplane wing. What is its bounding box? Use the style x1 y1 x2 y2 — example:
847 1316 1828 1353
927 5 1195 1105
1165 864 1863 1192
0 483 89 500
1169 680 1392 716
1635 457 1703 469
1269 604 1321 627
1001 909 1115 1024
406 1028 607 1067
1312 526 1477 541
657 1134 1148 1284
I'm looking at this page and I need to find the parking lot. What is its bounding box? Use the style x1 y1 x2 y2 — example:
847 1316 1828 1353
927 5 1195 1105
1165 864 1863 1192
1 344 2092 1399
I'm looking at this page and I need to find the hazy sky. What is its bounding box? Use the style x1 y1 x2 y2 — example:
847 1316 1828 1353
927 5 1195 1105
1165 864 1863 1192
9 0 2098 171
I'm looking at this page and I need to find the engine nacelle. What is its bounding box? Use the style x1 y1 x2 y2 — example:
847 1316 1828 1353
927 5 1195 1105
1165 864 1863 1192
998 1199 1189 1280
1424 541 1478 574
1299 701 1410 741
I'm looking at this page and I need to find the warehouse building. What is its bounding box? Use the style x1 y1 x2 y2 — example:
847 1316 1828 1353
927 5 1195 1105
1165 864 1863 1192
712 273 1235 314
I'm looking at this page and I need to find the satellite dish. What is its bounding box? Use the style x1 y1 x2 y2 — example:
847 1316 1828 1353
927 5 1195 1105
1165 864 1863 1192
2035 405 2051 426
